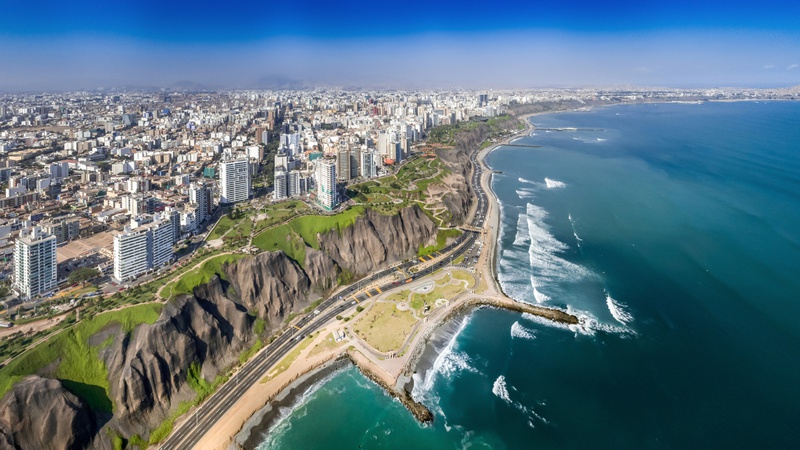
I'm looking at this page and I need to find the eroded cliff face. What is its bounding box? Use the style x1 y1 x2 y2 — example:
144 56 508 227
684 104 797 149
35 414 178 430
436 147 474 225
224 250 315 326
0 204 440 447
101 278 254 437
319 205 437 276
0 376 103 450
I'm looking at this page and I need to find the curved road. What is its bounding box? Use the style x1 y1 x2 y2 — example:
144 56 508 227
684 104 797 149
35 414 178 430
161 147 489 450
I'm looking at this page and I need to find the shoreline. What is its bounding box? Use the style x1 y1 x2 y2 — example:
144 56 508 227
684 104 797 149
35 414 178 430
222 108 574 450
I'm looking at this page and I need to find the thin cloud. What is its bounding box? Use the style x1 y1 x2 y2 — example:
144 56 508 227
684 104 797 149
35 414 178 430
787 64 799 70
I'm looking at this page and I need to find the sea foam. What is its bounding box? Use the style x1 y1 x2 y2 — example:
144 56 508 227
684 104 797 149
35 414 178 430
526 203 593 286
511 321 537 340
544 178 567 189
492 376 512 404
513 214 530 246
606 294 634 325
413 315 476 397
491 375 550 427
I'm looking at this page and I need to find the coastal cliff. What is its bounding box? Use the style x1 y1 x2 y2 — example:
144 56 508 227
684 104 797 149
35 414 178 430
0 204 439 447
101 278 255 438
436 146 474 225
319 206 438 276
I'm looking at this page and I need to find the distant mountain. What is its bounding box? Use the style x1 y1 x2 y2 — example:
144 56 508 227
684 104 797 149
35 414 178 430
252 74 310 90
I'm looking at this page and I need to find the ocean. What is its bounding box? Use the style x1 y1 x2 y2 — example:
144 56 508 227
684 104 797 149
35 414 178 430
255 102 800 449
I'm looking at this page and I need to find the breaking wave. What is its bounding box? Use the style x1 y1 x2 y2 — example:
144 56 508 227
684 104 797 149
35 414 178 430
526 203 594 287
412 315 476 399
531 276 551 303
513 213 530 246
544 178 567 189
491 375 550 427
492 375 512 404
606 294 634 325
510 321 537 340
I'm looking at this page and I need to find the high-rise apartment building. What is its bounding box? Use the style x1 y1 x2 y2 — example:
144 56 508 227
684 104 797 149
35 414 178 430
336 150 351 182
287 170 302 198
13 227 57 298
189 182 211 224
360 150 377 179
274 167 288 201
113 215 174 281
219 158 251 204
315 159 338 210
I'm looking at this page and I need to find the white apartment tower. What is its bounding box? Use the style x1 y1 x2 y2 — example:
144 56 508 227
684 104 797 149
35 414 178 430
113 228 149 281
113 215 174 282
274 167 288 201
287 170 301 198
315 159 338 210
219 158 251 204
13 227 57 298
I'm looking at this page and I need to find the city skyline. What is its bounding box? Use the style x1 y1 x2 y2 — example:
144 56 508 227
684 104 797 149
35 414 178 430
2 0 800 91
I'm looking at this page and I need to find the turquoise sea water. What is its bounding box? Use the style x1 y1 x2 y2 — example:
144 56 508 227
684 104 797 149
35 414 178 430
257 102 800 449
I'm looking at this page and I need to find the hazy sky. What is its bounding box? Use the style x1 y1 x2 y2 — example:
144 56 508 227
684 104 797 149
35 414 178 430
2 0 799 91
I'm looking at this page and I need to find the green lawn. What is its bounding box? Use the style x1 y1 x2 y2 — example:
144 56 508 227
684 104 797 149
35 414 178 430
0 303 163 412
409 277 465 314
254 200 310 231
208 216 235 240
291 206 365 249
451 269 476 288
252 224 307 264
253 206 366 258
165 253 248 297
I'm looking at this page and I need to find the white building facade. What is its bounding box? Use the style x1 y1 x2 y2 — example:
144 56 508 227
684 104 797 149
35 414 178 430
13 227 57 298
113 215 174 282
219 159 251 204
315 158 338 210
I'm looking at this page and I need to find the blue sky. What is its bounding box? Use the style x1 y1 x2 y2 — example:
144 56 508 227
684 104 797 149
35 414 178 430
1 0 799 90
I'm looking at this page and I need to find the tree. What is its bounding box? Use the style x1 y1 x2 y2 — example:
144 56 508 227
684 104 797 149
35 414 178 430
68 267 101 287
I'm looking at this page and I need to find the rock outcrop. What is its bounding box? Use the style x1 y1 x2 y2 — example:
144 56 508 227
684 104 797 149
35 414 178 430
0 376 102 450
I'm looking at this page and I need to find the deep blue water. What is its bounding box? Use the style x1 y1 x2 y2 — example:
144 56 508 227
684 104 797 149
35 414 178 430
257 102 800 449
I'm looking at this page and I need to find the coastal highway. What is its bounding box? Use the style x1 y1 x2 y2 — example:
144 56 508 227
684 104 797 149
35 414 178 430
160 231 479 450
162 149 490 450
